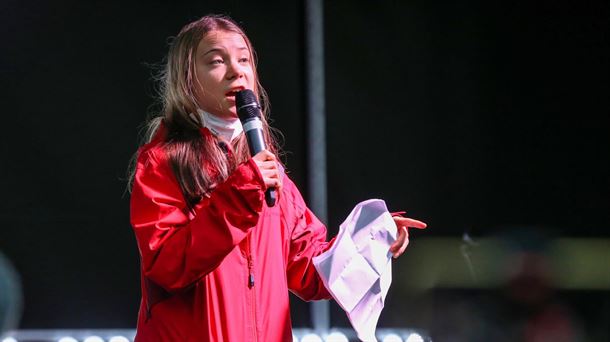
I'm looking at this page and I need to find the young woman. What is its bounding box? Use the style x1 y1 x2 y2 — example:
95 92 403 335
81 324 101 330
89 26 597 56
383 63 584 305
129 14 426 342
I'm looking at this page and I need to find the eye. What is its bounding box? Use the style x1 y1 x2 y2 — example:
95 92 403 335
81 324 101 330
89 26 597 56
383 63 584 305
209 59 224 65
239 57 250 64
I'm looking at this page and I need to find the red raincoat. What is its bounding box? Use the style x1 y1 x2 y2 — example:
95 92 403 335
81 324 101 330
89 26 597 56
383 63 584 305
130 126 333 342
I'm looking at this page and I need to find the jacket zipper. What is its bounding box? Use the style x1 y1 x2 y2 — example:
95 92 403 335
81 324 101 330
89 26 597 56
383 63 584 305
246 234 255 288
247 255 255 288
245 235 257 342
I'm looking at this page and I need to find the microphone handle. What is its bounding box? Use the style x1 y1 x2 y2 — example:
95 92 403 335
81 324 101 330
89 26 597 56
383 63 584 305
265 188 277 207
245 129 266 155
244 128 277 207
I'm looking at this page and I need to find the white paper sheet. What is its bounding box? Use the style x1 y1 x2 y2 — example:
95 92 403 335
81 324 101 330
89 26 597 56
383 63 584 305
313 199 397 342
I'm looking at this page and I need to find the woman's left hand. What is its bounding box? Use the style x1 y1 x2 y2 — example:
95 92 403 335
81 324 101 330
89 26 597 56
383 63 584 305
389 216 427 258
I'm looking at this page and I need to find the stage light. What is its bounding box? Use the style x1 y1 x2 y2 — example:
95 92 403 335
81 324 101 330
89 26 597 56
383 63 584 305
2 337 18 342
405 333 423 342
300 333 323 342
108 336 130 342
83 336 104 342
324 331 348 342
381 333 403 342
58 337 78 342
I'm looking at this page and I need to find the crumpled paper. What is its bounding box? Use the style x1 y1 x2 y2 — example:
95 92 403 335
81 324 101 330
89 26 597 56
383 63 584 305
313 199 397 342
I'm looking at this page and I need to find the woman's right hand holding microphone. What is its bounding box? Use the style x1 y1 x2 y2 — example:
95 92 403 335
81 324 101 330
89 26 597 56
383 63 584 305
252 150 282 194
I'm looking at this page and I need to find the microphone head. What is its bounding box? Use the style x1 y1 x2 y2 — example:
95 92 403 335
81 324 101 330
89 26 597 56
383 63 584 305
235 89 261 122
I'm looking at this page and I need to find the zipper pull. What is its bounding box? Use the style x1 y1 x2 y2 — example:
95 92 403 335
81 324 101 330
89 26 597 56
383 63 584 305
247 256 255 288
248 273 255 288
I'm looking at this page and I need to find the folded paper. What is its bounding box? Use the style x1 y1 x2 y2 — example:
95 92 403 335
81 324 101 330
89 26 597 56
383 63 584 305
313 199 397 342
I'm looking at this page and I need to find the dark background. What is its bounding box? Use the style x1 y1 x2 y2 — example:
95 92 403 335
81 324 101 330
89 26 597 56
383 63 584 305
1 0 608 338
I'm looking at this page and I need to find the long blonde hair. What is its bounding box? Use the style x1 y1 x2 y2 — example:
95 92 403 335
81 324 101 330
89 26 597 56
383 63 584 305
130 14 279 210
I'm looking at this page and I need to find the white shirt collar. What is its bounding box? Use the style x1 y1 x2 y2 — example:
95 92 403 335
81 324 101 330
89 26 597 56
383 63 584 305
192 109 243 142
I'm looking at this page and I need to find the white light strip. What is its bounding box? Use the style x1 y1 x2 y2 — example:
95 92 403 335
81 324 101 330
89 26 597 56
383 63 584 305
1 328 429 342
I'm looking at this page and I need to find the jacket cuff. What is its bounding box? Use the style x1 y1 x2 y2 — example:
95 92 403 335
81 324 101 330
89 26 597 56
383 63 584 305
245 158 266 189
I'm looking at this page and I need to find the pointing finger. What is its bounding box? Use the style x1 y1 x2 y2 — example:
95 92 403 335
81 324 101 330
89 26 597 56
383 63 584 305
394 217 427 229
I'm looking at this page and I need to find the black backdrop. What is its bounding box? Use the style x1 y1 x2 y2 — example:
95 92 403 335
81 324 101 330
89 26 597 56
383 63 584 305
1 0 608 331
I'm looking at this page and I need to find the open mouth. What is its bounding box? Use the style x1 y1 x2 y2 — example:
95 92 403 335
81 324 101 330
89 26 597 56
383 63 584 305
225 86 245 97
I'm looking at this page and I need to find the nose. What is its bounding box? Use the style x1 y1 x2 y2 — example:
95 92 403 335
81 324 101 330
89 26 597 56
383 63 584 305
226 58 244 80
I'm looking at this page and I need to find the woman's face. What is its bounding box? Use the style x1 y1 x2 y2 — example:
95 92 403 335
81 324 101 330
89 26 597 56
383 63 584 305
194 30 256 118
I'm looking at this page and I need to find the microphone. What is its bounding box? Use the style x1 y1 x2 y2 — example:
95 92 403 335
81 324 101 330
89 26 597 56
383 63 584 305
236 89 276 207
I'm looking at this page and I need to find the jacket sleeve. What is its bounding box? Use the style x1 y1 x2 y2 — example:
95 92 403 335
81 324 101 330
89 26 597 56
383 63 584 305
130 148 265 293
284 177 335 301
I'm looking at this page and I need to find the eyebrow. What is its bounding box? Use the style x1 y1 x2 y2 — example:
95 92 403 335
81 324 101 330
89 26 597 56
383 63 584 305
203 46 249 56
